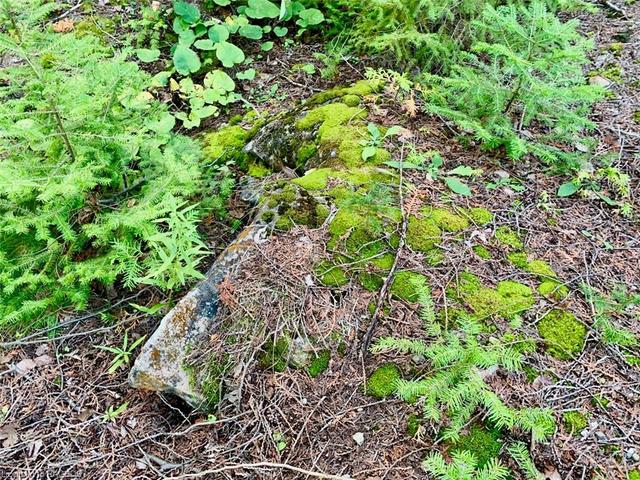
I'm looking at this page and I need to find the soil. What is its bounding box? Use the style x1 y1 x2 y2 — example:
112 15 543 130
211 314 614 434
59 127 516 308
1 2 640 480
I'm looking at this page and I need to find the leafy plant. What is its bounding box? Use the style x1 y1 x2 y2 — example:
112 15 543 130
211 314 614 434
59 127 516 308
102 402 129 423
95 331 147 375
424 450 510 480
422 2 604 166
361 123 401 161
371 283 555 442
0 1 231 333
138 0 325 128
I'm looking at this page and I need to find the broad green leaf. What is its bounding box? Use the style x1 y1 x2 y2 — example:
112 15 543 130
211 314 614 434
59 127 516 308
204 70 236 92
384 125 402 138
150 71 172 88
296 8 324 26
208 24 230 43
557 182 579 197
367 123 381 139
273 26 288 37
260 41 274 51
213 0 230 4
173 1 200 24
361 146 377 161
448 165 482 177
245 0 280 19
445 177 472 196
239 24 264 40
173 45 201 75
215 41 245 68
135 48 160 63
384 160 425 170
236 68 256 81
178 28 196 46
194 39 216 50
148 113 176 134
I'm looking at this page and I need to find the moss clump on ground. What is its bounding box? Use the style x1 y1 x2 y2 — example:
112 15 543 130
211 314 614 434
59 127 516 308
199 357 230 408
454 272 534 319
342 94 361 106
292 166 393 191
538 280 569 300
591 394 610 409
538 310 587 360
359 272 384 292
449 424 502 468
307 350 331 378
467 207 493 225
473 245 492 259
406 216 441 252
390 271 428 302
247 162 272 178
628 471 640 480
203 124 251 168
563 410 588 435
425 207 469 232
365 363 401 398
495 226 524 250
315 261 349 287
259 337 290 372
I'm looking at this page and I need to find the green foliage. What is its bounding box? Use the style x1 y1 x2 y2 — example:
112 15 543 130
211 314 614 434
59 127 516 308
506 442 544 480
0 1 232 333
136 0 325 128
580 283 639 348
307 349 330 377
373 306 555 442
95 332 147 375
422 2 603 165
390 271 429 302
423 450 510 480
450 424 502 468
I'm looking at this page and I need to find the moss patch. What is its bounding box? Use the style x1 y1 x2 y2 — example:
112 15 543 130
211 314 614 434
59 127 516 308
473 245 492 259
467 207 493 226
365 363 401 398
538 280 569 300
315 261 349 287
449 424 502 468
495 226 524 250
538 310 586 360
425 207 469 232
407 414 421 437
390 271 429 302
247 162 272 178
454 272 534 319
259 337 290 372
406 216 441 253
308 350 331 378
203 125 251 168
563 410 588 435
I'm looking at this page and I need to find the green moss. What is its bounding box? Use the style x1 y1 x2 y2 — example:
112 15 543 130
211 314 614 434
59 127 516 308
473 245 492 259
628 471 640 480
259 337 290 372
390 271 428 302
538 310 586 360
342 94 361 107
371 253 394 270
292 166 393 191
507 252 529 269
315 261 349 287
526 259 557 278
562 410 588 435
537 280 569 300
75 16 116 40
424 207 469 232
203 125 251 168
467 207 493 226
523 365 539 382
365 363 401 398
495 226 524 250
502 332 536 354
308 350 331 378
407 414 421 437
296 102 366 131
199 357 229 407
341 79 383 96
247 162 272 178
449 424 502 468
359 272 384 292
296 142 318 167
454 273 534 319
633 111 640 124
406 216 441 252
425 248 445 266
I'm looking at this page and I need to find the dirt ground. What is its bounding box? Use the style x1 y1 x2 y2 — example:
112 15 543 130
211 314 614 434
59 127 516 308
1 1 639 479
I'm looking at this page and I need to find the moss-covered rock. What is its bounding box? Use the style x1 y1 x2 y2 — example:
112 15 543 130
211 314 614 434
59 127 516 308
449 424 502 468
538 310 586 360
390 271 429 302
563 410 588 435
365 363 401 398
203 124 251 168
247 162 272 178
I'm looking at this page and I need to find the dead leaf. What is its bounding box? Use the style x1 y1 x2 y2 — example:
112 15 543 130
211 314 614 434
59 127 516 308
14 358 36 375
34 354 54 367
27 439 43 459
35 344 50 356
544 467 562 480
404 96 418 117
52 18 74 33
0 425 19 448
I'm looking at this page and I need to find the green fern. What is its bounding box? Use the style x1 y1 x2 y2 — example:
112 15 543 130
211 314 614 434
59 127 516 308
423 450 510 480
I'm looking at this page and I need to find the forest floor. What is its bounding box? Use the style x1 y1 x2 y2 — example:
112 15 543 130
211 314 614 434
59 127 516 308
1 2 639 480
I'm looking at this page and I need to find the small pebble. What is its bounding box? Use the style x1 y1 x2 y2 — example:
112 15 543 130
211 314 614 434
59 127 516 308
352 432 364 446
